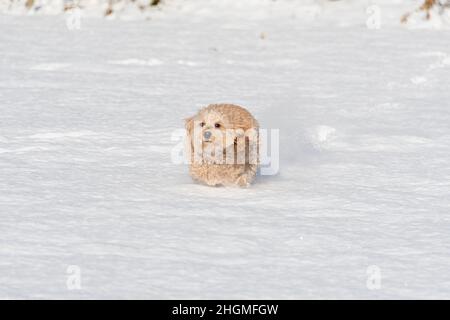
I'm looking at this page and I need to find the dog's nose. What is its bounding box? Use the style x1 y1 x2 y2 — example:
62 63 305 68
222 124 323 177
203 131 212 140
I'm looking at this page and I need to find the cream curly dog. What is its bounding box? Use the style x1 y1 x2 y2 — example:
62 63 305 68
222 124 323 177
185 104 259 187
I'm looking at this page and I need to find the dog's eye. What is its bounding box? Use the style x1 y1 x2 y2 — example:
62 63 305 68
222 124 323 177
200 122 205 127
215 123 221 128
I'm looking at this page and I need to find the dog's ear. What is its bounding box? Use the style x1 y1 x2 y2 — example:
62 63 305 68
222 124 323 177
185 116 194 135
185 116 195 163
245 126 259 165
243 117 259 148
233 125 259 165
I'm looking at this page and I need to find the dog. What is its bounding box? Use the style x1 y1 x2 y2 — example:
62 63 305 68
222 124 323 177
185 104 259 187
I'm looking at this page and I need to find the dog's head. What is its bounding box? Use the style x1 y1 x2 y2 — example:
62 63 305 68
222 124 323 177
185 104 258 164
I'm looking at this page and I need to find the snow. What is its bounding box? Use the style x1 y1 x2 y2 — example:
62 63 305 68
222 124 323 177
1 1 450 299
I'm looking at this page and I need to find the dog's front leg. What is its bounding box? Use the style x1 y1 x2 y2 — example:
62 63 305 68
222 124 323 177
234 164 257 187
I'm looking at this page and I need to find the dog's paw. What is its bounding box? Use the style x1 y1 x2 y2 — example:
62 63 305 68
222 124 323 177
235 175 251 188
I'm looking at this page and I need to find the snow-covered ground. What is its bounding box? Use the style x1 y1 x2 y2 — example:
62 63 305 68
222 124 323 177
1 1 450 299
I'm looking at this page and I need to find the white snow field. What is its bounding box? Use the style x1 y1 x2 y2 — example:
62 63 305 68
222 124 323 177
1 1 450 299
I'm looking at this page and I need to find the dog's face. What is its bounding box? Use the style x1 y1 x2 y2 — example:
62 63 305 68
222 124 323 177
195 109 231 146
185 104 259 164
186 108 235 155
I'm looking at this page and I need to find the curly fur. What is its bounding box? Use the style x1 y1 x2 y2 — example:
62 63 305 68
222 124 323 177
185 104 259 187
